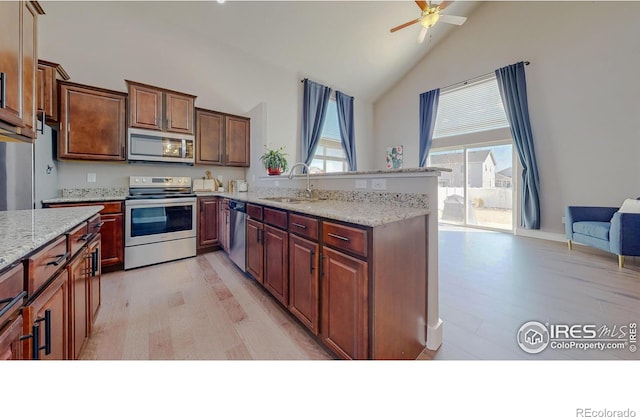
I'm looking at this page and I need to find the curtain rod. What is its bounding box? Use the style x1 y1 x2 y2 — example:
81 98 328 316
440 61 530 91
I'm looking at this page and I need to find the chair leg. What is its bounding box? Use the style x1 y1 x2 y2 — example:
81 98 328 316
618 255 624 268
567 240 572 250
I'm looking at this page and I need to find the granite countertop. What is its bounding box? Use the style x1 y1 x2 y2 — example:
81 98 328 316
42 195 127 204
41 187 128 204
0 206 104 270
210 191 430 227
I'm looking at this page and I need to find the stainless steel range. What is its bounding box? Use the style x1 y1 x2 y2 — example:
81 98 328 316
124 176 196 270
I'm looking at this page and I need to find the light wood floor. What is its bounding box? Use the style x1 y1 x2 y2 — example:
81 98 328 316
82 227 640 360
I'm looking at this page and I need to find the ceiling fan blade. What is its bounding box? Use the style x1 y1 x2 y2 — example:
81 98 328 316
438 1 453 11
390 18 420 33
417 26 428 44
415 0 428 11
439 14 467 25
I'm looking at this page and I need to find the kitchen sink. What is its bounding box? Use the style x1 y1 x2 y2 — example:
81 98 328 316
260 196 319 204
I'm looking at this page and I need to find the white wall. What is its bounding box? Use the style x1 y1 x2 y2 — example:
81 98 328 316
37 1 373 192
374 1 640 236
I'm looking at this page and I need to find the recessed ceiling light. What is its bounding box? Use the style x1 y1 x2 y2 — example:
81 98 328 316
217 0 225 4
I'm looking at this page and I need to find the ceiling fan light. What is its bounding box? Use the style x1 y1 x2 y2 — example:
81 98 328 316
421 12 440 28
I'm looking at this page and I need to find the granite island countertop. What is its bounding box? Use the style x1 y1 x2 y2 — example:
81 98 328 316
0 206 104 270
198 191 430 227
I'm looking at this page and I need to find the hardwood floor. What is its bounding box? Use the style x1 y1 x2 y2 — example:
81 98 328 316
419 225 640 360
82 225 640 360
81 251 331 360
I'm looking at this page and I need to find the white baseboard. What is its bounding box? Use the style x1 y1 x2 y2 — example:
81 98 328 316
515 228 566 243
426 318 443 351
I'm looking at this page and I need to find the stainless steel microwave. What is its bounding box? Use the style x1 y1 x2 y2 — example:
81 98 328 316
127 127 195 164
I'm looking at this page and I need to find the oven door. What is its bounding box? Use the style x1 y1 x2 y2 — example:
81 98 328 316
125 197 197 247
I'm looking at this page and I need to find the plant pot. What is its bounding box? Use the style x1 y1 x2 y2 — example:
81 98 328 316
267 167 282 176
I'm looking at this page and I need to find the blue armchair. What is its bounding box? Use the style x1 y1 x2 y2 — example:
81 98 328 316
565 206 640 267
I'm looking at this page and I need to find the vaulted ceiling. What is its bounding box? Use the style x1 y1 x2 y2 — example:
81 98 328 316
42 1 482 102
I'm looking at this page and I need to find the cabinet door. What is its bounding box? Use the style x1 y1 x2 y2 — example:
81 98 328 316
288 234 319 335
20 1 38 139
59 82 127 160
165 92 194 134
321 247 368 360
246 218 264 284
264 225 288 305
37 60 69 124
195 109 224 165
68 249 89 360
198 197 219 249
23 269 68 360
129 83 162 130
225 116 250 167
88 236 101 325
0 315 23 360
100 213 124 269
0 1 23 128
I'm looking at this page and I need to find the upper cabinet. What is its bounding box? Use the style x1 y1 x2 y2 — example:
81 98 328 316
126 80 196 135
196 107 250 167
37 59 70 125
0 1 44 142
58 80 127 161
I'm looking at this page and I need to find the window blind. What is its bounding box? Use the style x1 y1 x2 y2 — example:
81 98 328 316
433 76 509 139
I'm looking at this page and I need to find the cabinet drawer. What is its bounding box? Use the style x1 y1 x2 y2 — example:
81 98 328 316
67 221 89 259
26 236 68 296
246 203 263 221
98 202 123 214
289 213 319 241
322 222 368 258
264 207 288 229
0 264 25 328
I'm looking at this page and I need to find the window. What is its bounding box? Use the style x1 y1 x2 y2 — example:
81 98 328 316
310 99 348 173
428 74 514 232
433 76 509 139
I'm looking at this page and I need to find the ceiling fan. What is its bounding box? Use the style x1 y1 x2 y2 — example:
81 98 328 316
390 1 467 44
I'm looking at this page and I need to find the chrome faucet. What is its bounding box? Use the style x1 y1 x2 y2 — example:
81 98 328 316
288 162 312 198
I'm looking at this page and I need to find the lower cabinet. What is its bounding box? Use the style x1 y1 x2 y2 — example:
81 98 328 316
246 218 264 284
263 225 288 305
22 269 69 360
288 234 320 335
88 235 101 325
197 197 219 251
68 247 89 360
218 198 230 252
321 246 369 360
0 315 23 360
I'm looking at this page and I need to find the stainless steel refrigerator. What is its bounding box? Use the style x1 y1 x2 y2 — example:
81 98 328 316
0 140 34 211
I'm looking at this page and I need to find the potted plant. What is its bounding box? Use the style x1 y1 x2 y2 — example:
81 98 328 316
260 146 289 175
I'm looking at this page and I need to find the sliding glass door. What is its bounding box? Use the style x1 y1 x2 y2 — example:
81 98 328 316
430 143 513 231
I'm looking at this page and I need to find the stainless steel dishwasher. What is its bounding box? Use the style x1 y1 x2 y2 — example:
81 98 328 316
228 200 247 272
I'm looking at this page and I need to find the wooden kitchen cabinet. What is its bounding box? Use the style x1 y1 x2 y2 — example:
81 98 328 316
126 80 196 135
88 234 101 325
58 81 127 161
197 196 219 251
0 1 44 142
0 263 26 360
68 247 89 360
288 234 320 335
263 225 288 304
195 108 250 167
22 269 69 360
246 218 264 284
36 59 70 124
43 201 124 271
321 246 368 360
0 315 23 360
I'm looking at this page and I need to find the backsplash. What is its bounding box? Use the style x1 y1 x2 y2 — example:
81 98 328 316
250 187 429 209
60 187 128 198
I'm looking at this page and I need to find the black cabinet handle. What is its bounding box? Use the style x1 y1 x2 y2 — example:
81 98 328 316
327 233 350 242
0 291 27 320
0 72 6 109
93 221 105 230
38 110 45 134
35 309 52 356
310 251 315 274
292 222 307 229
78 233 91 242
46 252 69 266
20 323 41 360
